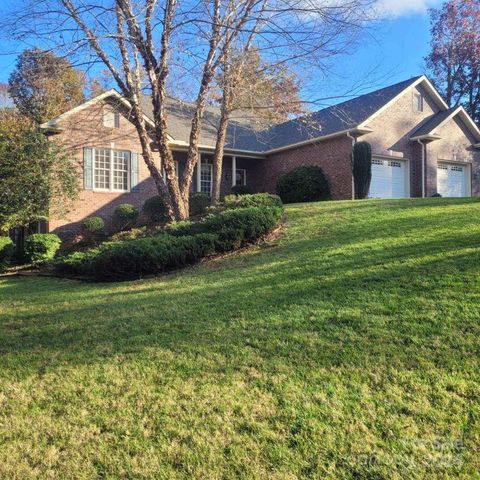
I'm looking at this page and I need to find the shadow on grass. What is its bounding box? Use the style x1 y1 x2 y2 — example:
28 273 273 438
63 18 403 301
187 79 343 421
1 206 480 379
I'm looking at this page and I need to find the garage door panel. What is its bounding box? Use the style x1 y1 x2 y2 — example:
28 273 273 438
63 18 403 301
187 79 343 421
369 158 407 199
437 163 467 197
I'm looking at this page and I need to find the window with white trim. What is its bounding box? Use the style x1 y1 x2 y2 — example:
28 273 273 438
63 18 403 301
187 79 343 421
103 107 120 128
372 158 384 165
94 148 130 191
200 159 213 194
235 169 246 186
388 161 402 167
413 92 423 112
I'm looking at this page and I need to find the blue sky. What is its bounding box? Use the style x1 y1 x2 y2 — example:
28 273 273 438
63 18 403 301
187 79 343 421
0 0 443 107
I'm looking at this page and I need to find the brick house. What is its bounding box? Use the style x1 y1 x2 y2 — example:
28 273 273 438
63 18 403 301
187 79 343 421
39 75 480 239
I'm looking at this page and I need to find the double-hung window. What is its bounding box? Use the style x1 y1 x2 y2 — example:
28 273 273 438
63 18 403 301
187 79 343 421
93 148 131 191
200 158 213 194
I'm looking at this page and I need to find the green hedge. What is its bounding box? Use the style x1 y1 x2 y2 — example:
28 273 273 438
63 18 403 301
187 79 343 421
167 205 284 252
189 193 210 217
224 193 283 209
0 236 14 272
56 203 284 282
24 234 61 265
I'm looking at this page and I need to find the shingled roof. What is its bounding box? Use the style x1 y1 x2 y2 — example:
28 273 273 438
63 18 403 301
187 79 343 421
410 107 458 138
143 76 423 153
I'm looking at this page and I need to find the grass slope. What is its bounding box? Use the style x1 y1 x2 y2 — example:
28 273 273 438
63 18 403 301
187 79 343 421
1 198 479 479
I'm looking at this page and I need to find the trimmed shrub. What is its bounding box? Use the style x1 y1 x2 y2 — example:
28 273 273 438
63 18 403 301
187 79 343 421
82 216 105 243
92 233 217 281
224 193 283 210
54 247 101 277
189 193 210 217
432 193 442 197
0 236 14 272
231 184 254 195
112 203 139 232
143 196 168 223
56 203 284 281
168 205 284 252
352 141 372 199
83 216 104 233
24 233 61 264
276 165 330 203
110 227 148 242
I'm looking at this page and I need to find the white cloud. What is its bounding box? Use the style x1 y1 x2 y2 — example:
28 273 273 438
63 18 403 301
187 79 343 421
374 0 443 18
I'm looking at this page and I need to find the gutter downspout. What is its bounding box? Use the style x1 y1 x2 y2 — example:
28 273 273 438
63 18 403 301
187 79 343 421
417 139 425 198
347 131 356 200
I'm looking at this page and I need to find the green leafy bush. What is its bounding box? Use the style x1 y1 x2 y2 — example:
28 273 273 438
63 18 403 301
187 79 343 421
189 193 210 217
56 203 284 281
168 205 284 252
82 216 104 233
224 193 283 210
112 203 139 232
55 247 101 277
24 233 61 264
0 236 14 272
81 216 105 243
93 234 216 281
231 185 254 195
143 196 168 223
276 165 330 203
109 227 148 242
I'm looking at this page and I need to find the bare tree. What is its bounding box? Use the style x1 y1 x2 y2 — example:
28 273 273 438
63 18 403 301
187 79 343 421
4 0 372 218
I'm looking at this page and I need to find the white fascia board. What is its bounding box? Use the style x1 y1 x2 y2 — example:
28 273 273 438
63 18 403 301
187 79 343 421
39 89 175 142
263 127 373 155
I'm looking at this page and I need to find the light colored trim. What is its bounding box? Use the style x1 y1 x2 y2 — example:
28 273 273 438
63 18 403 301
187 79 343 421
40 89 175 142
231 156 236 187
196 154 202 193
411 106 480 143
169 142 266 158
410 134 442 142
264 127 373 155
358 76 449 130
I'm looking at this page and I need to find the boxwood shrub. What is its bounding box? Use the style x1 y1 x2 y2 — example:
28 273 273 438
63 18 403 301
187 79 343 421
276 165 330 203
0 236 14 272
94 234 216 281
112 203 139 232
167 205 284 252
189 193 210 217
24 233 61 265
224 193 283 209
143 196 168 223
231 185 254 195
56 203 284 281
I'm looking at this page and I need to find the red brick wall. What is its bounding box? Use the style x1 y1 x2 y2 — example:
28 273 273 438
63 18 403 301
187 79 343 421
252 135 354 200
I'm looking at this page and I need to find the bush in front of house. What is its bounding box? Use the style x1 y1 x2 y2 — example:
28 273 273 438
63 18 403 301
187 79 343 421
24 233 61 264
168 205 284 252
276 165 330 203
91 233 217 281
143 195 168 224
231 184 254 195
56 202 284 281
82 216 105 243
0 236 14 272
189 193 210 217
112 203 139 232
224 193 283 210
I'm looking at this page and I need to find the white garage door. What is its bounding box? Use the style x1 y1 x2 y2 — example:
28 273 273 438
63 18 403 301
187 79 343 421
369 158 407 199
437 163 468 197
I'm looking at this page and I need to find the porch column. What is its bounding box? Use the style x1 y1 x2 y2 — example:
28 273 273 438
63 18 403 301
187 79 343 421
197 154 202 193
231 156 237 187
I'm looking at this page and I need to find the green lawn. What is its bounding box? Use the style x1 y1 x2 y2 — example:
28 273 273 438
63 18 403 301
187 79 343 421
1 198 480 479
